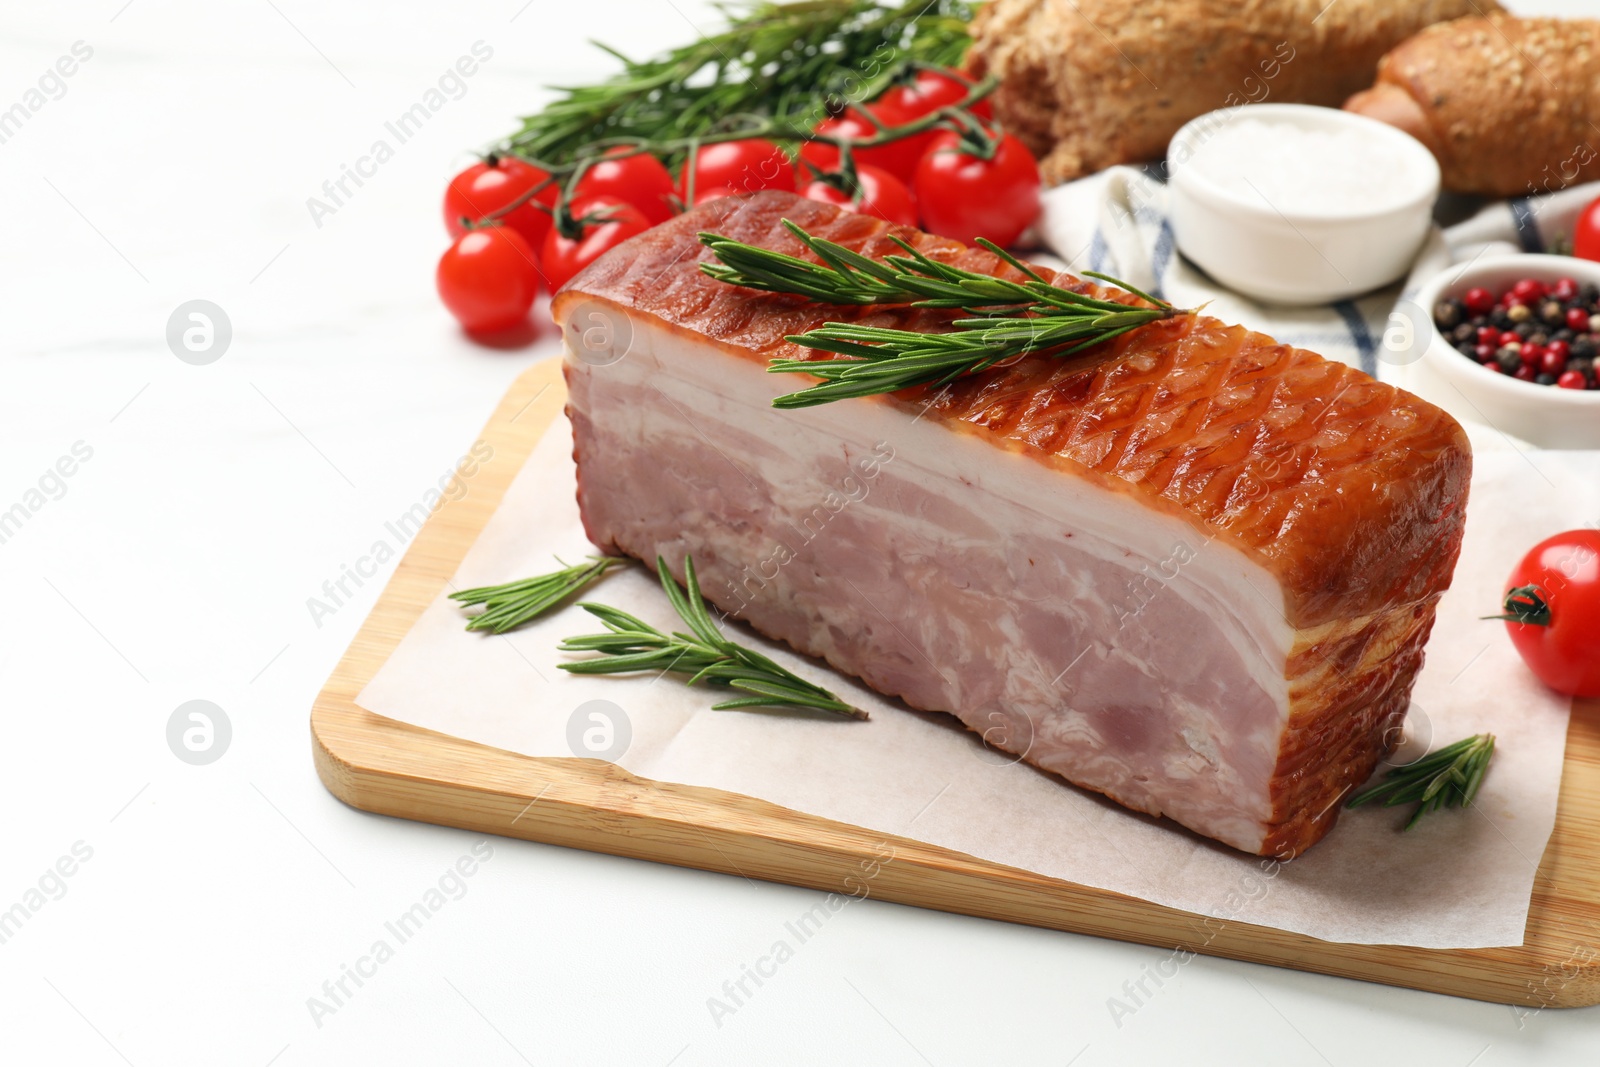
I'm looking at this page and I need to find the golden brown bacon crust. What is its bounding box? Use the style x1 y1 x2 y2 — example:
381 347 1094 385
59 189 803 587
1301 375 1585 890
554 191 1471 637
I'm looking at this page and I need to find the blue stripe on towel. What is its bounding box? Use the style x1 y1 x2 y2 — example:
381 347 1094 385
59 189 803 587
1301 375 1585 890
1333 300 1378 376
1088 229 1109 273
1509 198 1544 253
1149 219 1175 301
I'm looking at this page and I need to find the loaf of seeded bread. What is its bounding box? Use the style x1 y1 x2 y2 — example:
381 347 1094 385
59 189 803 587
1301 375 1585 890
965 0 1500 184
1346 15 1600 198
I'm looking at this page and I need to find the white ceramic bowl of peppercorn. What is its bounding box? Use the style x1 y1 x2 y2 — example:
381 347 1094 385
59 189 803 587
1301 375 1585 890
1419 254 1600 450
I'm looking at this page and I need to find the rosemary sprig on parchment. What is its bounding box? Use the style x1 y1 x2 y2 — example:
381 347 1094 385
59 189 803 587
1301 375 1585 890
1346 733 1497 830
451 555 629 634
560 555 866 719
699 220 1188 408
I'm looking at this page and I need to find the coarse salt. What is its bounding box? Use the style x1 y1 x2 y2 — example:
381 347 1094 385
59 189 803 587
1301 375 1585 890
1182 116 1429 214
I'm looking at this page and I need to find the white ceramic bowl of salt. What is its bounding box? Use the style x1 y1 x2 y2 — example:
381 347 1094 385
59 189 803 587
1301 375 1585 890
1167 104 1440 306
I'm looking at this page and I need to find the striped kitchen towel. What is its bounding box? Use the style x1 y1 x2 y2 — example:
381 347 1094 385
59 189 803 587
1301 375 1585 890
1031 166 1600 387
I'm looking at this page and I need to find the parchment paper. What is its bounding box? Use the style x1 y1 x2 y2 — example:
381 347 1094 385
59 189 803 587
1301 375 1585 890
358 413 1593 948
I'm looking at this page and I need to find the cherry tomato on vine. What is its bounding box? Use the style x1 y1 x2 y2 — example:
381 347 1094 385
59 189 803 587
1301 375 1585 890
1495 529 1600 697
799 108 924 185
436 227 541 334
443 156 558 251
681 139 794 201
541 195 652 292
871 67 993 169
1573 195 1600 262
574 147 677 225
913 129 1041 247
875 67 993 123
801 164 917 227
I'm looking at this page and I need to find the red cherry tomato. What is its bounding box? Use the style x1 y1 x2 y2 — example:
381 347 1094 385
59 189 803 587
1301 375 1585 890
574 147 677 225
681 139 794 201
1574 196 1600 261
871 68 993 172
801 164 918 227
443 156 557 251
1497 530 1600 697
875 67 993 123
436 227 541 334
799 108 925 185
799 112 871 173
913 129 1042 246
541 195 652 292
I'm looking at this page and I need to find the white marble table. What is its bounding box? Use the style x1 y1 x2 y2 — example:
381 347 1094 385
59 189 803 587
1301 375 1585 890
2 2 1594 1063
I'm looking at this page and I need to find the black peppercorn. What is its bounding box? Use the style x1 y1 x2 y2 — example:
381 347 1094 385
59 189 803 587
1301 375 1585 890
1495 346 1523 373
1580 283 1599 305
1574 337 1596 359
1451 322 1476 343
1491 307 1512 327
1553 328 1575 343
1528 330 1550 347
1514 322 1535 339
1536 372 1557 385
1434 300 1463 329
1566 357 1591 376
1458 341 1479 357
1541 300 1566 325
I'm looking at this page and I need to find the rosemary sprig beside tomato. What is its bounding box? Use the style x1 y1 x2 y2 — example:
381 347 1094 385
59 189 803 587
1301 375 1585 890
433 0 1044 342
507 0 977 168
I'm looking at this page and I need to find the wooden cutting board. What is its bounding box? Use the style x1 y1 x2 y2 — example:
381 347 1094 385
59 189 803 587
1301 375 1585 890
311 357 1600 1008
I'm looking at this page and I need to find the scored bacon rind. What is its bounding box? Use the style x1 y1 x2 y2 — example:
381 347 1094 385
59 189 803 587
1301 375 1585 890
554 192 1471 856
556 191 1470 633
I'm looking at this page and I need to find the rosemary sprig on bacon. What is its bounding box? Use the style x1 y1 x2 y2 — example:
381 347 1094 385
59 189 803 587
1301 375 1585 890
699 220 1189 408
